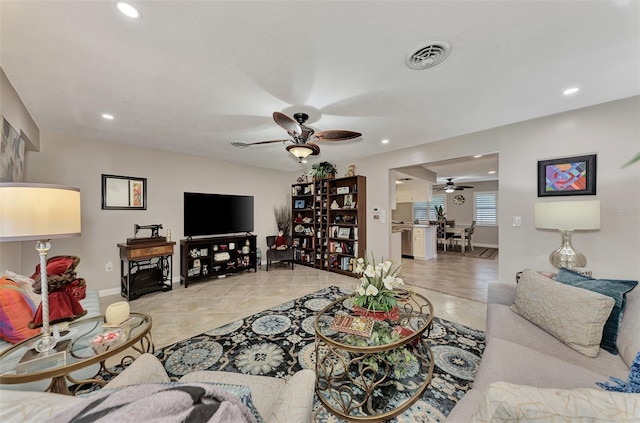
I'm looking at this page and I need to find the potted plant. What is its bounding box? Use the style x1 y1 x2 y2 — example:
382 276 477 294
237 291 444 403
434 205 446 221
311 161 337 180
351 253 404 318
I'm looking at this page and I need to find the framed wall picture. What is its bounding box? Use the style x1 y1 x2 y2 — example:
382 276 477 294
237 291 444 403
294 199 306 209
102 174 147 210
537 154 596 197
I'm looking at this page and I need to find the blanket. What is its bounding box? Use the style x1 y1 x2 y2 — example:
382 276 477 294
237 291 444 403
47 383 258 423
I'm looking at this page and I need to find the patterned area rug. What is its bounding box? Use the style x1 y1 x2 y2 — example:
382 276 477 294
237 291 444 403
439 247 498 260
146 286 485 422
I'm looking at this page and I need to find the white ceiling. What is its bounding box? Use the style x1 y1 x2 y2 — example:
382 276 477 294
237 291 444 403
1 1 638 173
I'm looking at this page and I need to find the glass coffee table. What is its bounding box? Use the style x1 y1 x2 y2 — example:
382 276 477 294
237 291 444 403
0 312 153 395
314 290 434 422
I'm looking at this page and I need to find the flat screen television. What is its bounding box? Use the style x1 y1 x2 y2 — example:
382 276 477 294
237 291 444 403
184 192 254 237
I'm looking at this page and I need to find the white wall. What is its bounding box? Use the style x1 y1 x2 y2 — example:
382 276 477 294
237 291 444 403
6 97 638 292
13 133 292 292
336 97 640 283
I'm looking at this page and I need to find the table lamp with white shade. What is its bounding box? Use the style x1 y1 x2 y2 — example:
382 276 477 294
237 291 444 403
534 200 600 269
0 183 81 353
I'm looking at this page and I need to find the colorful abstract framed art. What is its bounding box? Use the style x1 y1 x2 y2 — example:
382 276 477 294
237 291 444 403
537 154 596 197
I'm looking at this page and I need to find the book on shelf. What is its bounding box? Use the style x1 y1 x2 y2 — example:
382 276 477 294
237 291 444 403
330 314 374 337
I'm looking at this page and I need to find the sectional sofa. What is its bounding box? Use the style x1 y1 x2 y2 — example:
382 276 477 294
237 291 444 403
446 268 640 421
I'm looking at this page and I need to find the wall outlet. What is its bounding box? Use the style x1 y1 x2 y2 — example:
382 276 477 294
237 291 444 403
512 216 522 227
105 261 114 272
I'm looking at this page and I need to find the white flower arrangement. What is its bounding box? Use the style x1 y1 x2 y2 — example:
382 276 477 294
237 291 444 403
352 253 404 312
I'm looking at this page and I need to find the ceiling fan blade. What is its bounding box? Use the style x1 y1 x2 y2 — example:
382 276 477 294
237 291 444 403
315 130 362 141
273 112 301 135
457 185 475 189
307 142 321 155
231 139 289 148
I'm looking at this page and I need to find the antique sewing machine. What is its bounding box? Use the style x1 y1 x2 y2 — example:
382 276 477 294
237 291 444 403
127 224 166 245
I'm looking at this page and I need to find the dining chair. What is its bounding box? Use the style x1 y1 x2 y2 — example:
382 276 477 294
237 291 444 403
451 221 476 251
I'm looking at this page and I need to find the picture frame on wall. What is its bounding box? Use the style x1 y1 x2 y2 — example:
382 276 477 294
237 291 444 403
102 174 147 210
537 154 596 197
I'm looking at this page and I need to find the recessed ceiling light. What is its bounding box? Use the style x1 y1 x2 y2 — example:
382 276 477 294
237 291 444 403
563 87 579 95
382 139 389 144
102 113 114 120
301 159 307 164
116 2 141 19
473 154 482 158
395 180 404 184
488 170 496 174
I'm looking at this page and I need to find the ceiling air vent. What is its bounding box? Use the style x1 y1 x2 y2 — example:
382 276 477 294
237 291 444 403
406 40 451 70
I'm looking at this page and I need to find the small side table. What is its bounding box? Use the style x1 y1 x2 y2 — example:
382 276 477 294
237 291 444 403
118 241 175 300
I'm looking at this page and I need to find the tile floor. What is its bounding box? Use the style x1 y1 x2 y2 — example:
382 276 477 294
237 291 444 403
99 253 498 352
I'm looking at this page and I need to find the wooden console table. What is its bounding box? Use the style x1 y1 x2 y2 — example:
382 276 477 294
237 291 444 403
118 240 175 300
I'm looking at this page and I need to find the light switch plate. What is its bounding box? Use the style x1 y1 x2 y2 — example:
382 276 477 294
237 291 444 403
513 216 521 227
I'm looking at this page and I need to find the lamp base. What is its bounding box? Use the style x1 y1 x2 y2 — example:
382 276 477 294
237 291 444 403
34 333 57 353
549 230 587 269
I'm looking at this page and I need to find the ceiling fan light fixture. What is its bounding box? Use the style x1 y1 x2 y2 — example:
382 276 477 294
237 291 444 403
444 186 456 193
287 143 319 162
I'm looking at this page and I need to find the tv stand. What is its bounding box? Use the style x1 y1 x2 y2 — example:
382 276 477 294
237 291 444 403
180 234 257 287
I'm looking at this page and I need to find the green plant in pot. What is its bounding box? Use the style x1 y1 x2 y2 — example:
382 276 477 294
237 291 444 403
311 161 337 180
342 321 417 379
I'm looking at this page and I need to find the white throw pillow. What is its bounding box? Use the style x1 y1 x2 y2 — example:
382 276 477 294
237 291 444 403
510 269 614 357
472 382 640 423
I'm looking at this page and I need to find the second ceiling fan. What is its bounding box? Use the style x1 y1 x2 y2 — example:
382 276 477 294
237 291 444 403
436 178 475 193
231 112 362 162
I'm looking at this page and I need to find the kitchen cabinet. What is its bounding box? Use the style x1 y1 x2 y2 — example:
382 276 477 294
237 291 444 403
412 226 435 260
396 182 428 203
413 227 425 259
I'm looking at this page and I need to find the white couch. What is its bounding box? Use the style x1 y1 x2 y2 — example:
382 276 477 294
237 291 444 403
0 353 316 423
446 270 640 422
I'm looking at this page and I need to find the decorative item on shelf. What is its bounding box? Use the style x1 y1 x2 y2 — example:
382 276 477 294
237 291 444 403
534 200 600 269
351 253 404 318
90 329 124 354
302 217 312 223
311 161 337 181
0 183 82 353
336 186 349 194
345 164 356 177
105 301 130 326
242 239 251 254
330 200 340 209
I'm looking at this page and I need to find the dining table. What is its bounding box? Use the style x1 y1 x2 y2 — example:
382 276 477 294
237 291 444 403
445 226 470 253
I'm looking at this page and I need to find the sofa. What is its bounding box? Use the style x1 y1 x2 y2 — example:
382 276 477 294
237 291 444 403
0 353 316 423
446 268 640 422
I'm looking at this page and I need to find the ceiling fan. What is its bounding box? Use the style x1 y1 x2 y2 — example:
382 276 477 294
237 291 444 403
436 178 475 193
231 112 362 162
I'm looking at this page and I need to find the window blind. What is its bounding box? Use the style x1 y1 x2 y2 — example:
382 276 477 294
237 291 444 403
474 191 497 225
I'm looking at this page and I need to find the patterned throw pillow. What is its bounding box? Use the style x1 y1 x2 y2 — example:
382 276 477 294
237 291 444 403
0 276 40 343
511 269 614 357
473 382 640 423
597 351 640 393
555 267 638 355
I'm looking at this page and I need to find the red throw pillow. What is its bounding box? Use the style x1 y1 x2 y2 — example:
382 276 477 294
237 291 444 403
30 256 78 279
